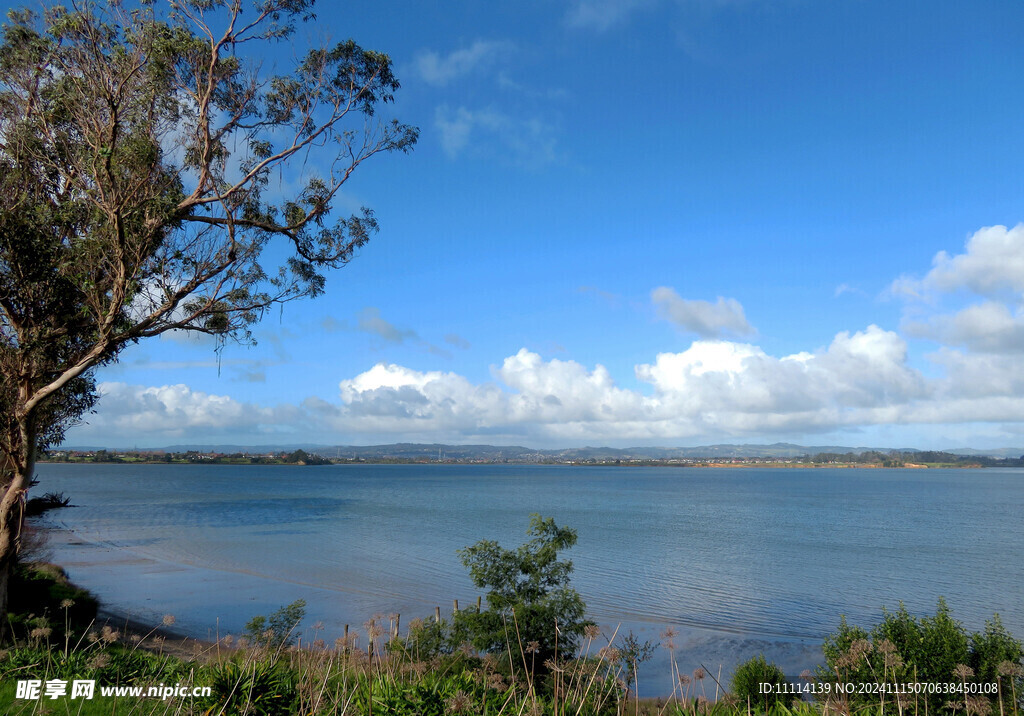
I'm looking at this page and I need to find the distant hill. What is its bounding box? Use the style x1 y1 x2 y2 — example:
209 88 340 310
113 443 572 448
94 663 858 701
58 441 1024 460
944 447 1024 459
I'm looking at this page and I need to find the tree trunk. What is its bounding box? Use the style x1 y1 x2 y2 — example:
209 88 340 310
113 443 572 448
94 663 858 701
0 417 37 638
0 543 11 641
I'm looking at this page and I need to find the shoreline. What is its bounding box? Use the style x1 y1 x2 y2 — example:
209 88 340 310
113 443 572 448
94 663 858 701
92 605 224 662
37 458 980 468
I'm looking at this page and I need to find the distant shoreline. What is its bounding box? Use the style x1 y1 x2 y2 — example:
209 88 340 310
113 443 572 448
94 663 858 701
38 456 1003 469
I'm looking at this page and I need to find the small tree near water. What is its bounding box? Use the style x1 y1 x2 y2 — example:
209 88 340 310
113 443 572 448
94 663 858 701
455 514 591 672
245 599 307 650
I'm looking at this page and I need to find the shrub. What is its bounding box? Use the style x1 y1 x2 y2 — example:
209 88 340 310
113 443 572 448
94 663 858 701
387 616 473 660
818 599 1024 715
454 514 592 674
619 632 656 689
6 562 98 642
245 600 307 650
732 654 795 711
970 614 1024 686
351 670 512 716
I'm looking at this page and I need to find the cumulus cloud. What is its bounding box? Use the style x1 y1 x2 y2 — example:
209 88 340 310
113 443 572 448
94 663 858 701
893 225 1024 358
652 287 755 338
83 383 291 436
905 302 1024 354
891 224 1024 298
69 321 1024 445
637 326 924 422
337 363 504 426
326 331 928 440
415 40 512 86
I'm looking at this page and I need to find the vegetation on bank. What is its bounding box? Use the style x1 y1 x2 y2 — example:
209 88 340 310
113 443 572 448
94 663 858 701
3 561 1022 715
43 448 333 466
39 447 1024 468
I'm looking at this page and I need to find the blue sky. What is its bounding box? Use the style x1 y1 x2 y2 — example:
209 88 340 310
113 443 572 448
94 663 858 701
43 0 1024 449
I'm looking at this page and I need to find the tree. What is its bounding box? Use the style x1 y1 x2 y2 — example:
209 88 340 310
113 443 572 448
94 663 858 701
0 0 417 623
456 514 591 674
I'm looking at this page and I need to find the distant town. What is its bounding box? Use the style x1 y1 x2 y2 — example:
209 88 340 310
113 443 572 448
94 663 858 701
43 444 1024 469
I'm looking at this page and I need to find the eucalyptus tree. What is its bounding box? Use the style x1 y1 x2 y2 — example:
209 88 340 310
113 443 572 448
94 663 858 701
0 0 417 619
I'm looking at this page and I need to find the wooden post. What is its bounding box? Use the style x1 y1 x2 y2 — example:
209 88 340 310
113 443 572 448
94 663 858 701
453 599 459 613
435 606 441 623
477 595 482 610
343 624 349 655
393 614 400 638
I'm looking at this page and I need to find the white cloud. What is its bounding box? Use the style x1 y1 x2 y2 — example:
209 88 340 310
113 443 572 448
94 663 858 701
651 287 755 338
415 41 512 86
893 224 1024 359
891 224 1024 298
636 326 924 420
906 301 1024 354
68 321 1024 446
337 363 505 426
328 331 927 440
84 383 290 436
435 105 559 167
566 0 654 31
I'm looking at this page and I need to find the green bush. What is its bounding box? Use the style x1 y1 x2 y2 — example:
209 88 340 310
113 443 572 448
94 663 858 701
388 615 473 660
818 599 1024 714
351 670 512 716
7 561 98 639
970 614 1024 686
731 654 795 711
454 514 592 675
245 599 307 649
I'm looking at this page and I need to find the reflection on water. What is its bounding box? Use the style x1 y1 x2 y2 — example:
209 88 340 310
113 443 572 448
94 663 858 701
32 463 1024 696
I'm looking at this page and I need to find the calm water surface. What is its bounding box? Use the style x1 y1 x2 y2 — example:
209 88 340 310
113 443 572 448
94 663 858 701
31 463 1024 695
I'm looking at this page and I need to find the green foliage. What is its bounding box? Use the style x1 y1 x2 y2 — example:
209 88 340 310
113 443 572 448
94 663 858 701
284 448 331 465
352 670 512 716
731 654 795 711
818 599 1024 714
455 514 592 671
0 642 187 687
0 644 91 681
8 561 98 636
201 658 298 716
388 616 474 660
970 614 1024 686
619 632 656 688
245 599 307 649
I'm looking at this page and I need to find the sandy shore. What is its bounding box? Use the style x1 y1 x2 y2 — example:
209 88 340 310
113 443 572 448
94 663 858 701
91 607 228 662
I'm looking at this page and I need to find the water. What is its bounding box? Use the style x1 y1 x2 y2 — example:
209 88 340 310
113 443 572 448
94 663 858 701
30 463 1024 696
